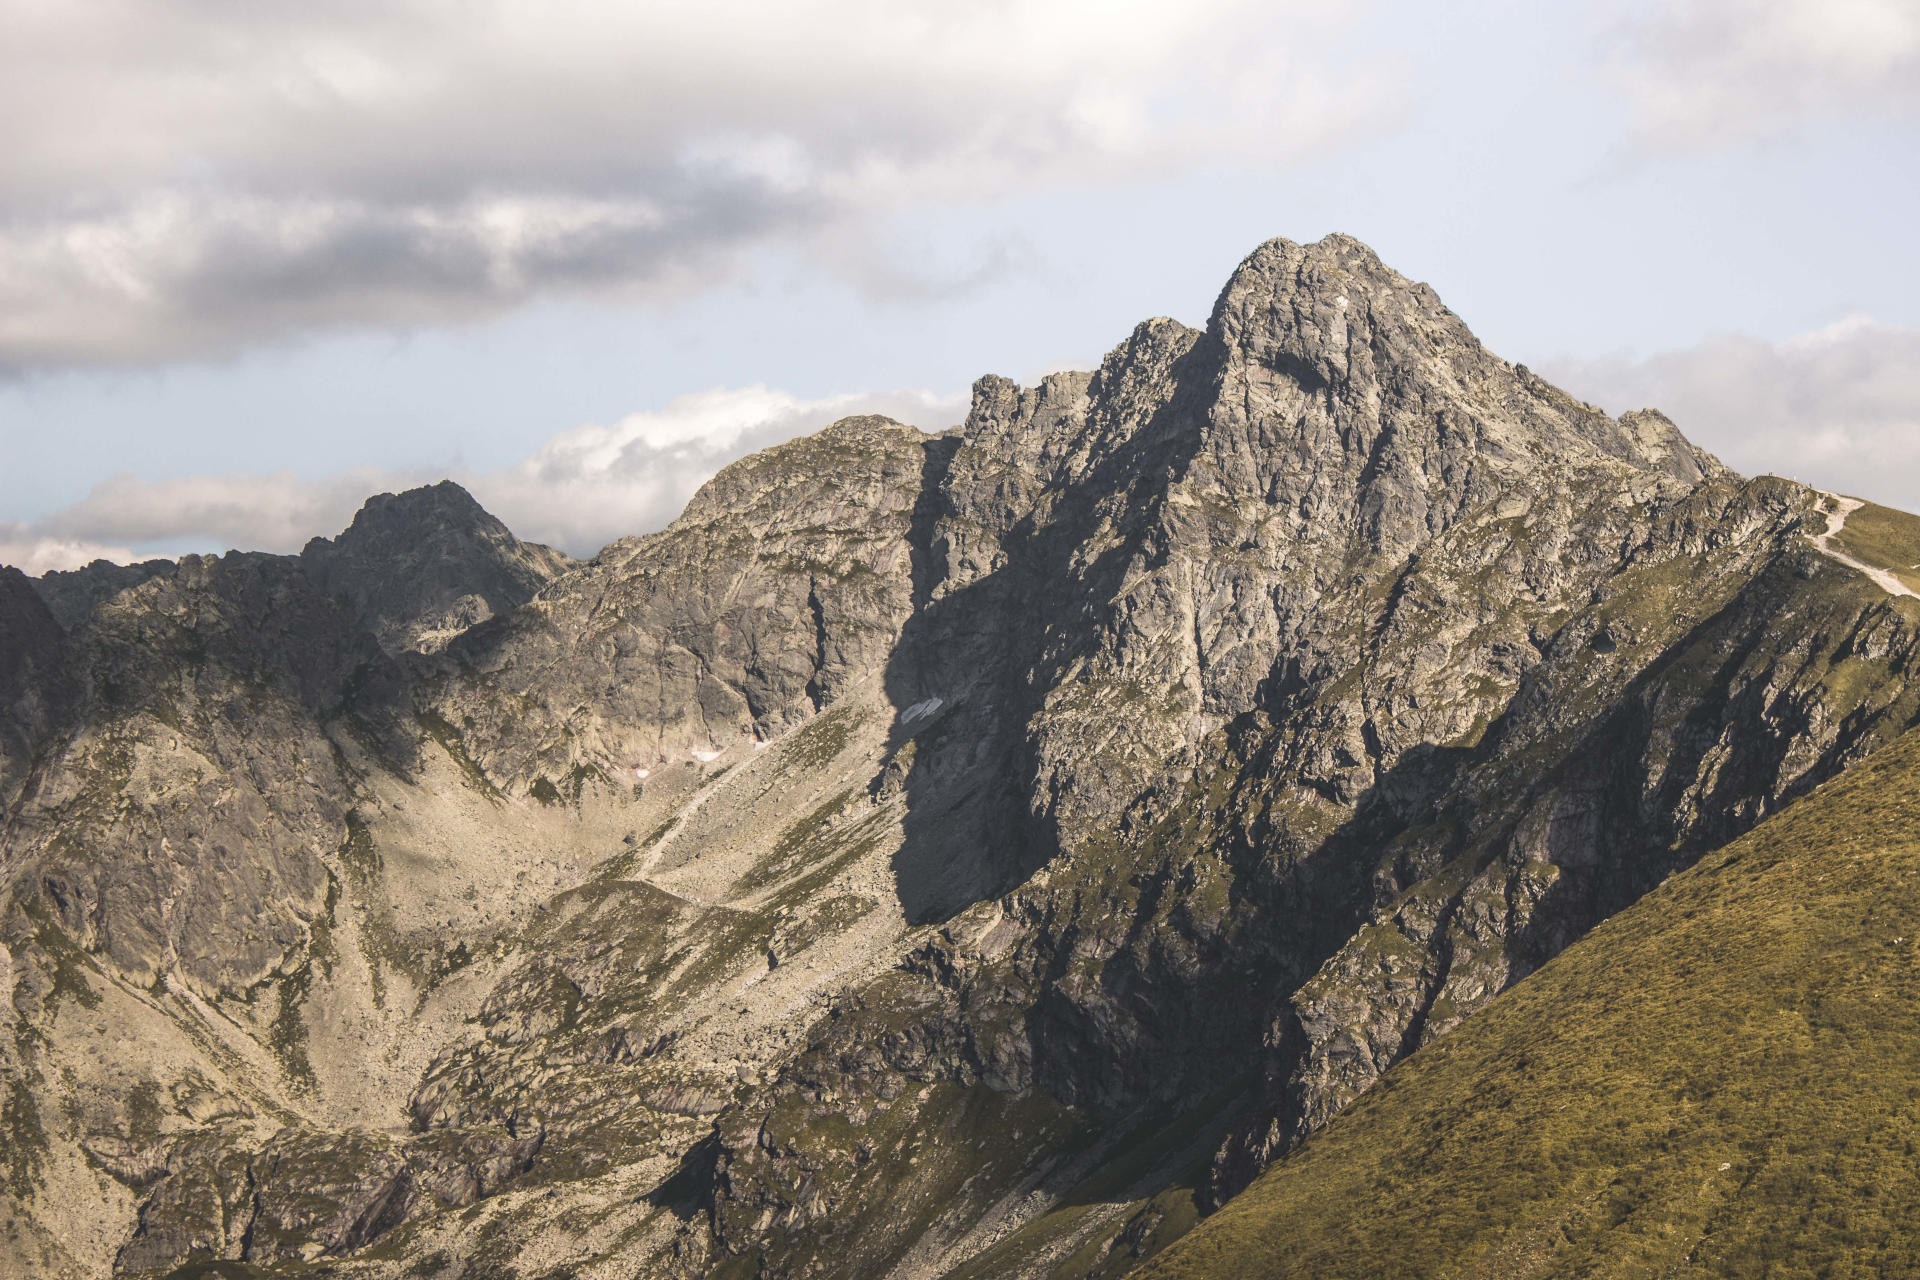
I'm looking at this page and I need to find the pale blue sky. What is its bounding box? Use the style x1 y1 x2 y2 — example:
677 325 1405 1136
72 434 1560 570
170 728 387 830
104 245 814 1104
2 0 1916 569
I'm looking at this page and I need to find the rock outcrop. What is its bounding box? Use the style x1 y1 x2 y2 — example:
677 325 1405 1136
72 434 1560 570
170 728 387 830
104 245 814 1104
437 415 933 796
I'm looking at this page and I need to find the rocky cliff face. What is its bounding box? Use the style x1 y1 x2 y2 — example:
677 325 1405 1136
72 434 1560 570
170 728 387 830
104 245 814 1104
1 234 1916 1280
30 560 175 632
436 415 932 796
0 566 75 806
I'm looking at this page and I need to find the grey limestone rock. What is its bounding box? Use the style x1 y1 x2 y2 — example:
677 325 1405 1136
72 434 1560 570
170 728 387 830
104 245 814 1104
436 415 935 796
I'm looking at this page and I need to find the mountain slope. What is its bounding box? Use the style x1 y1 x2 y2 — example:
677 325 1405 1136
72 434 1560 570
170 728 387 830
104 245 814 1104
0 566 73 804
1139 721 1920 1280
672 239 1920 1278
2 234 1918 1279
0 488 571 1278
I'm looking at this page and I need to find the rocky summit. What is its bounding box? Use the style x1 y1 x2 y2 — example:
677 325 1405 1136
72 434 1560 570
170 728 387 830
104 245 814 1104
3 234 1918 1280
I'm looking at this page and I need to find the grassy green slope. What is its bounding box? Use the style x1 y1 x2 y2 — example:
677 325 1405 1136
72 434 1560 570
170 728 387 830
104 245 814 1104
1833 500 1920 594
1139 725 1920 1280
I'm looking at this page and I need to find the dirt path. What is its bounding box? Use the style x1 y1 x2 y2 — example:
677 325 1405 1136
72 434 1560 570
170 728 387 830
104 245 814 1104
1813 495 1920 600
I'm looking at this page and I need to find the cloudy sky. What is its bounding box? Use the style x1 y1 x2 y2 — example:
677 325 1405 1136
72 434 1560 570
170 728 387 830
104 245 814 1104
2 0 1917 572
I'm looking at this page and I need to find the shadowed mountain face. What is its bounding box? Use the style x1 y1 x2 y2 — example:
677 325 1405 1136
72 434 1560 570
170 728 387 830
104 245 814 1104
31 560 176 632
1 235 1917 1280
0 567 74 803
300 479 575 655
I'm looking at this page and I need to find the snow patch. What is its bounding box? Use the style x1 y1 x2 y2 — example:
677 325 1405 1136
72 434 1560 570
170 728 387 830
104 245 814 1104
634 768 650 779
901 697 945 724
691 749 723 762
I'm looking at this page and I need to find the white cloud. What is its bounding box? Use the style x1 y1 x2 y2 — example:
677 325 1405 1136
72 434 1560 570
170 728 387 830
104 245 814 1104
1539 315 1920 512
0 385 964 571
33 468 405 553
0 529 139 577
469 385 965 551
1604 0 1920 147
0 0 1384 370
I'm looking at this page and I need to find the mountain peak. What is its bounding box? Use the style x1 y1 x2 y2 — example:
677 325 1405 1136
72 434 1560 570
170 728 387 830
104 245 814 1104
327 479 495 543
811 414 926 450
301 481 573 654
1207 231 1717 491
1208 232 1476 379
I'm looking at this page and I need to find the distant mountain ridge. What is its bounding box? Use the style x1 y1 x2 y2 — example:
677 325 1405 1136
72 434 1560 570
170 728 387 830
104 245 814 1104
299 479 574 655
25 481 571 657
31 560 176 631
1 234 1916 1280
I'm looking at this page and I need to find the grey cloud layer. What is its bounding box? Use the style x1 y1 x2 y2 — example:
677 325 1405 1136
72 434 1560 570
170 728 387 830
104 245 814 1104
1542 316 1920 511
1605 0 1920 146
0 0 1383 369
5 1 1905 369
